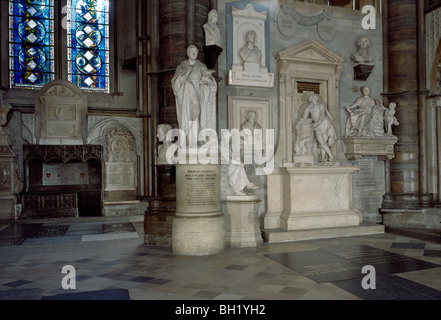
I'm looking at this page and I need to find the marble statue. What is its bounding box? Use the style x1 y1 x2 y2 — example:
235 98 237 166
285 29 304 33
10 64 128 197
239 30 262 67
220 134 258 196
302 94 336 162
383 102 399 135
171 45 217 142
157 124 173 164
203 10 221 47
345 86 376 137
351 36 374 65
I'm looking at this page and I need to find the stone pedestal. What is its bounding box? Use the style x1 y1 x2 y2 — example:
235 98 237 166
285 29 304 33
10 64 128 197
224 195 263 248
203 45 223 70
172 163 225 255
343 136 399 160
262 166 383 242
353 63 374 81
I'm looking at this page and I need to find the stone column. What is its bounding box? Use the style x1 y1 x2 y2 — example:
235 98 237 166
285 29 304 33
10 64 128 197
381 0 433 211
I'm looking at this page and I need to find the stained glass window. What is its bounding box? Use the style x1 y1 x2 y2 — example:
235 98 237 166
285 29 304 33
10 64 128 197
8 0 55 89
67 0 110 92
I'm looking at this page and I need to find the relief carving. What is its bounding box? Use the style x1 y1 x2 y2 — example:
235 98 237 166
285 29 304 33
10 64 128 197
105 126 134 163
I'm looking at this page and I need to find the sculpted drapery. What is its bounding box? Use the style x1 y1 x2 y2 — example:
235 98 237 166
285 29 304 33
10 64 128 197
171 45 217 140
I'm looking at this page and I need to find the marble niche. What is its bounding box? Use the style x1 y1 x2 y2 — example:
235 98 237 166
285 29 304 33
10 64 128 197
228 3 274 88
263 40 384 243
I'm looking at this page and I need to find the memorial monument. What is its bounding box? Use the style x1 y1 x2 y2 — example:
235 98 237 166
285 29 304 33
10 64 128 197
171 45 225 256
343 87 399 161
263 40 384 243
203 9 223 70
227 2 274 88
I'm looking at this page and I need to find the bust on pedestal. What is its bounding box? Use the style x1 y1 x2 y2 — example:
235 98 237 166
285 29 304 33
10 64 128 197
203 10 223 70
351 36 375 81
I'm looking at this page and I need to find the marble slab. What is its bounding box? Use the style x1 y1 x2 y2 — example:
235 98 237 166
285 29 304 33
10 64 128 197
332 275 441 300
266 245 441 283
322 245 441 275
265 250 363 283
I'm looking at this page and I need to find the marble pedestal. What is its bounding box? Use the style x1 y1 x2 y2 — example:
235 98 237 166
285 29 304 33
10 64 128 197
172 163 225 256
224 195 263 248
262 166 383 242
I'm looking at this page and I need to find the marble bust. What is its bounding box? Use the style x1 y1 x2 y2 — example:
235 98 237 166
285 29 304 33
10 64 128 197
351 36 374 65
203 10 221 47
240 110 262 133
239 30 262 68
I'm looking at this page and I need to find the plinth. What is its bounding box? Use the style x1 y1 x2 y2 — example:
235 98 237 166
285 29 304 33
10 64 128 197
262 166 384 243
172 163 225 255
224 195 263 248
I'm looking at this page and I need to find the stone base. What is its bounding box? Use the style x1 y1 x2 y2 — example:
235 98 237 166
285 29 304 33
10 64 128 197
343 136 399 160
281 210 362 231
203 45 223 70
381 208 441 229
353 63 374 81
103 200 146 217
144 199 176 246
264 166 361 231
263 223 384 243
224 195 263 248
172 214 226 256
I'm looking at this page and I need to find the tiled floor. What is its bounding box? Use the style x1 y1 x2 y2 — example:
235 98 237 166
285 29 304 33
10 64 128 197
0 215 440 301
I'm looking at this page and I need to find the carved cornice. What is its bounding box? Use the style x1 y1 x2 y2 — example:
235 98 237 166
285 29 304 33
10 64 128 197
23 145 103 164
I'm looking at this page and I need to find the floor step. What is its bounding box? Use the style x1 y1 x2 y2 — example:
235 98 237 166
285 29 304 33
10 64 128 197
262 222 385 243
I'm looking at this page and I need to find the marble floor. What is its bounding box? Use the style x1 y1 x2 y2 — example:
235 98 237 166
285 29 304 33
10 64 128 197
0 215 440 302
